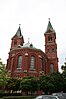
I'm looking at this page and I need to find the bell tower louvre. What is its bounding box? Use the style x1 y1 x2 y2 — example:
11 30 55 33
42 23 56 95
44 19 58 73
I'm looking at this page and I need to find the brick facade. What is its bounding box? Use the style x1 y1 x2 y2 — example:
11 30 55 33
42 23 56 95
6 20 58 78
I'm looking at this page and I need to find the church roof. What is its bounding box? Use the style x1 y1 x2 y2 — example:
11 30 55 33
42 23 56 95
12 25 23 39
45 19 55 34
47 20 53 30
11 41 43 52
22 42 37 49
16 25 22 38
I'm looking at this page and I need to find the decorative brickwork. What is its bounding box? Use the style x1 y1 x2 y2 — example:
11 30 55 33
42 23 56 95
6 20 58 78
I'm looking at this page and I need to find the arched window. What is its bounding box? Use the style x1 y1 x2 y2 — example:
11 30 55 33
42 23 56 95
30 56 35 70
50 64 54 73
14 41 17 45
17 55 22 68
48 36 52 41
52 48 54 52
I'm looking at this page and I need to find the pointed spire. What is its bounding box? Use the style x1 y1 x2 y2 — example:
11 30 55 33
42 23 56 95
47 18 53 30
45 18 55 34
16 24 22 37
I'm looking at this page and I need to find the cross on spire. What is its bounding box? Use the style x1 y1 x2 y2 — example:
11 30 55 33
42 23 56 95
47 18 53 30
19 24 21 26
48 18 50 21
28 38 30 43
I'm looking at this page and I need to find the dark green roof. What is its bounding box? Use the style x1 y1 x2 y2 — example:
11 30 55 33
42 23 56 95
16 26 22 37
47 20 53 30
45 19 55 34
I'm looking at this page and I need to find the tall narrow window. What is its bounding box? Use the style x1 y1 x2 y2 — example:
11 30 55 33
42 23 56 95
40 58 43 70
48 36 52 41
17 55 22 68
52 48 54 52
50 64 54 73
14 41 17 45
30 56 35 70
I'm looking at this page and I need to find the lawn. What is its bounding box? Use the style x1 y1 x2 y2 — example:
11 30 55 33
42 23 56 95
2 96 36 99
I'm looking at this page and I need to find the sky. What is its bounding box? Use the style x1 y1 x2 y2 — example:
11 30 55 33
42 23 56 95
0 0 66 72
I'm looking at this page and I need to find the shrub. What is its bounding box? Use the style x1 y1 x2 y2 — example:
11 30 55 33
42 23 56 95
0 90 4 98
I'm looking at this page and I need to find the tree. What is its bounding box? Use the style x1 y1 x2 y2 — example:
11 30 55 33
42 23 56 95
39 72 65 93
6 77 20 93
39 75 54 94
62 77 66 92
28 77 39 95
50 72 64 92
20 77 31 95
61 58 66 77
0 59 7 91
20 76 39 95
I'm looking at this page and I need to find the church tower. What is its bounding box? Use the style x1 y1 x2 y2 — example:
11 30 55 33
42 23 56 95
44 19 58 73
10 25 24 50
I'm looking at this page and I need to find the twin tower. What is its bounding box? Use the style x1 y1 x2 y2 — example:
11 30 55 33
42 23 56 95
6 20 58 78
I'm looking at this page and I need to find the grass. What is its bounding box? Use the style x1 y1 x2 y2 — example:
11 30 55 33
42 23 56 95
3 96 36 99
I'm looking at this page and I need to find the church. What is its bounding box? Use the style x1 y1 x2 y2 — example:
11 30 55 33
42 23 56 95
6 20 58 78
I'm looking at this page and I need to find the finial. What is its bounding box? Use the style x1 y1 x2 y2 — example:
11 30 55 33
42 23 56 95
48 18 50 21
28 38 30 43
19 24 21 27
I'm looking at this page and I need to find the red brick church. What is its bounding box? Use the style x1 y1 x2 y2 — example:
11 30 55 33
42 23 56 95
6 20 58 78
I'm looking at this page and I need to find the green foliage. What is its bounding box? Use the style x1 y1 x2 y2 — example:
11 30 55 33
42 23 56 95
6 77 20 91
2 96 35 99
0 57 66 94
20 78 31 92
28 77 39 93
0 90 4 98
20 76 39 94
6 73 66 94
62 77 66 92
49 72 64 92
39 75 54 93
61 58 66 77
0 59 7 90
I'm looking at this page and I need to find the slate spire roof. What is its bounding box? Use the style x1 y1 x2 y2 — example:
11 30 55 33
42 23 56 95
47 19 53 30
45 18 55 33
16 24 22 38
12 24 23 40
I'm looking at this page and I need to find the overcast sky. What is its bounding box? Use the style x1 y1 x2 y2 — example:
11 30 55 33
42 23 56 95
0 0 66 72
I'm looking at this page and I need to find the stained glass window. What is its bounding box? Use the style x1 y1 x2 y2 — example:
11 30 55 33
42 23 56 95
17 56 22 68
30 56 35 70
50 64 54 73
